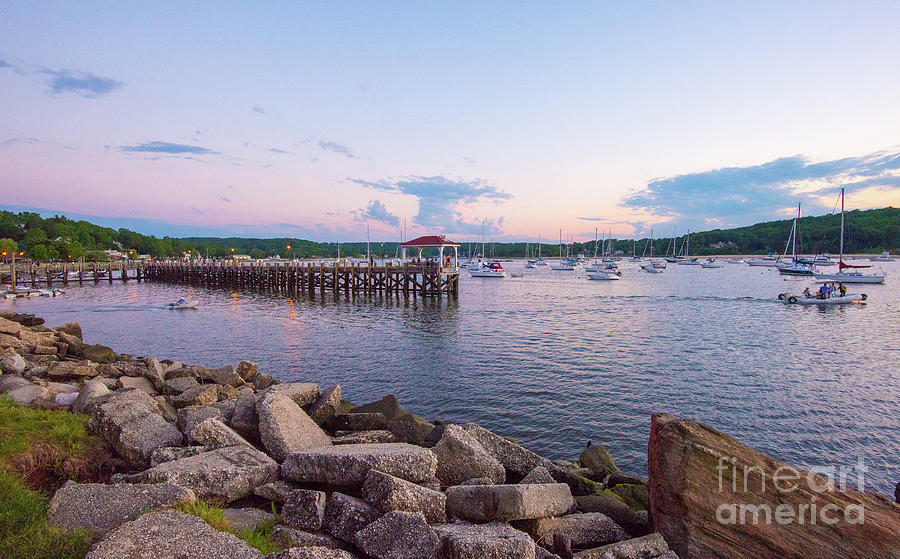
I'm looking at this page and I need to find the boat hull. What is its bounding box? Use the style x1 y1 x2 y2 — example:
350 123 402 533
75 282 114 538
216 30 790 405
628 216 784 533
813 273 885 284
586 272 620 280
780 293 865 305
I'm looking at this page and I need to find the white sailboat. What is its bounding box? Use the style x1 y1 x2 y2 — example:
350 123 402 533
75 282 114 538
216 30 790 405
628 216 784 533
700 258 722 269
524 241 535 269
468 221 506 278
870 251 896 262
586 228 621 279
534 234 547 266
677 230 699 265
641 228 665 273
813 188 885 284
777 203 815 276
550 229 575 270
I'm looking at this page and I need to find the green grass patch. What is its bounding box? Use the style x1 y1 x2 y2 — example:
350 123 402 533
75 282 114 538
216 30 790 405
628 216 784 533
0 396 91 461
177 500 283 554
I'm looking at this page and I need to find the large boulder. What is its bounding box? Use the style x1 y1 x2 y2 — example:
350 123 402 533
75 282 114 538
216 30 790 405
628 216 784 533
257 391 332 462
322 492 380 543
463 423 553 476
127 444 279 502
47 360 99 380
513 512 627 549
446 483 575 522
177 403 232 437
171 384 219 408
282 443 437 486
362 469 446 523
116 375 158 395
85 510 260 559
268 382 320 406
431 521 536 559
55 320 83 339
48 481 196 536
283 489 328 531
307 384 341 426
6 383 48 405
0 350 26 374
0 374 31 392
231 391 260 439
354 511 440 559
191 417 253 449
81 343 117 363
575 493 651 537
86 389 183 469
433 424 505 486
571 533 672 559
265 548 358 558
579 442 618 479
71 380 110 414
648 413 900 559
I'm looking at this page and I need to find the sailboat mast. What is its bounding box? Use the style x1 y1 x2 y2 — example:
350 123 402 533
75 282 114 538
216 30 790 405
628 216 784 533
793 203 800 260
839 188 845 264
650 228 653 258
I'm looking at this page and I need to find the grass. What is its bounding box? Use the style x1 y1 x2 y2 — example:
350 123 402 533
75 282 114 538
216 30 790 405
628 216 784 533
177 500 283 554
0 396 96 559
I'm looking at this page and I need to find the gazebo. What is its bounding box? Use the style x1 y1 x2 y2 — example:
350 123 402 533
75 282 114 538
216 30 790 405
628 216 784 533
400 235 460 270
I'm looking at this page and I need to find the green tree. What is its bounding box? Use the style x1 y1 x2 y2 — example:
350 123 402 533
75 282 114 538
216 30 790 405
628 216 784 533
28 244 50 261
0 238 18 256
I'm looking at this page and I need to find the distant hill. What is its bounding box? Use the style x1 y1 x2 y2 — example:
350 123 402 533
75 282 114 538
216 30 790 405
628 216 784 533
1 207 897 260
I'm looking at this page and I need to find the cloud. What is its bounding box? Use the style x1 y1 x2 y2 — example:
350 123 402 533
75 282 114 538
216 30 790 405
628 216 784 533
42 69 122 97
253 105 266 114
0 137 40 147
318 141 358 159
120 141 219 155
267 148 291 154
355 200 400 227
0 60 12 69
349 175 512 234
189 206 205 215
622 148 900 230
220 196 231 203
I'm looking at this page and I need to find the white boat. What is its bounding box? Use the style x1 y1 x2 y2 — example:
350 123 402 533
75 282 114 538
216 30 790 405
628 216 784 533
586 270 620 280
813 188 885 284
469 261 506 278
524 241 535 268
168 299 198 309
747 256 779 267
726 258 743 264
675 230 699 264
551 229 576 270
778 292 866 305
700 258 722 268
777 203 815 276
870 251 896 262
811 255 836 266
678 258 700 265
534 259 547 266
641 264 664 273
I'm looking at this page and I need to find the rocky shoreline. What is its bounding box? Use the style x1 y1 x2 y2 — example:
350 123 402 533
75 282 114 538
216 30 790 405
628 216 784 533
1 311 898 559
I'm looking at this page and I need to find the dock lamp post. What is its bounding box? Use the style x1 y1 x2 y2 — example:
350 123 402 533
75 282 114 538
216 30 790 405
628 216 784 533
286 244 292 261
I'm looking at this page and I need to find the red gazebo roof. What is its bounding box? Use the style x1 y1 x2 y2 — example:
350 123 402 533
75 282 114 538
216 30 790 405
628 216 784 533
400 235 460 247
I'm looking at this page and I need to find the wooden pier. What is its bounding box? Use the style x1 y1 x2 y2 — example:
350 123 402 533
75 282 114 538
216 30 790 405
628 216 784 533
1 261 142 287
142 262 460 298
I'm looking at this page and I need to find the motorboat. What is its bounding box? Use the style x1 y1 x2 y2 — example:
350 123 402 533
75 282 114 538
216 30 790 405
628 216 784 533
778 292 866 305
726 258 743 264
870 251 896 262
811 255 836 267
747 256 779 267
586 270 620 280
700 258 722 268
678 258 700 265
168 299 198 309
469 261 506 278
641 263 664 273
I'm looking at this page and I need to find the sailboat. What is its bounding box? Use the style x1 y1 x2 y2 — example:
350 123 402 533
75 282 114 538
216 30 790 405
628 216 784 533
468 221 506 277
534 234 547 266
778 203 815 276
665 227 681 263
524 241 535 268
869 251 896 262
629 239 642 262
585 228 606 272
677 230 699 265
641 228 665 273
550 229 575 270
813 188 885 284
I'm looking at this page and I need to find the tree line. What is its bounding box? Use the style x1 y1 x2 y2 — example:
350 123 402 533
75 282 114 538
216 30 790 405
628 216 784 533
0 207 896 262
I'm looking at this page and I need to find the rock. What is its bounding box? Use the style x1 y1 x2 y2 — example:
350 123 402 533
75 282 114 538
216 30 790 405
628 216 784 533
571 533 671 559
333 413 387 431
536 546 562 559
362 469 446 523
273 526 349 551
432 521 536 559
464 423 552 476
254 480 303 502
322 492 380 543
575 494 651 537
191 417 253 449
609 483 649 512
223 507 277 531
387 412 435 445
434 424 505 486
81 343 117 363
514 513 627 549
607 472 647 487
33 344 58 355
264 548 358 559
557 470 607 496
580 442 618 479
231 391 260 439
171 384 219 408
0 374 31 392
446 483 575 522
143 357 166 390
350 394 401 418
648 413 900 559
163 376 201 395
0 352 28 375
460 477 496 485
85 509 260 559
258 391 332 462
87 389 184 468
308 385 341 426
116 375 159 395
129 444 278 502
268 382 320 406
7 383 49 405
355 511 440 559
332 430 396 445
283 489 328 531
149 445 207 467
177 404 231 436
47 360 98 379
48 481 196 536
0 316 24 335
71 380 110 413
237 360 258 380
283 443 438 486
522 466 557 484
197 365 244 387
54 392 78 406
218 383 240 401
252 372 277 390
55 320 83 339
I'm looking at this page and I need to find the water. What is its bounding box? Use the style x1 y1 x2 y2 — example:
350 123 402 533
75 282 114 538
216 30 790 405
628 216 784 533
5 260 899 495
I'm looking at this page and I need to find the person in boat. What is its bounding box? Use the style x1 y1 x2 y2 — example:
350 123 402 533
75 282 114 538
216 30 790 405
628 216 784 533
817 284 828 299
802 287 812 299
839 283 846 297
176 298 185 305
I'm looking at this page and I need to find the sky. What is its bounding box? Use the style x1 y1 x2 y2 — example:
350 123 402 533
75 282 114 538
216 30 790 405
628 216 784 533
1 1 899 242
